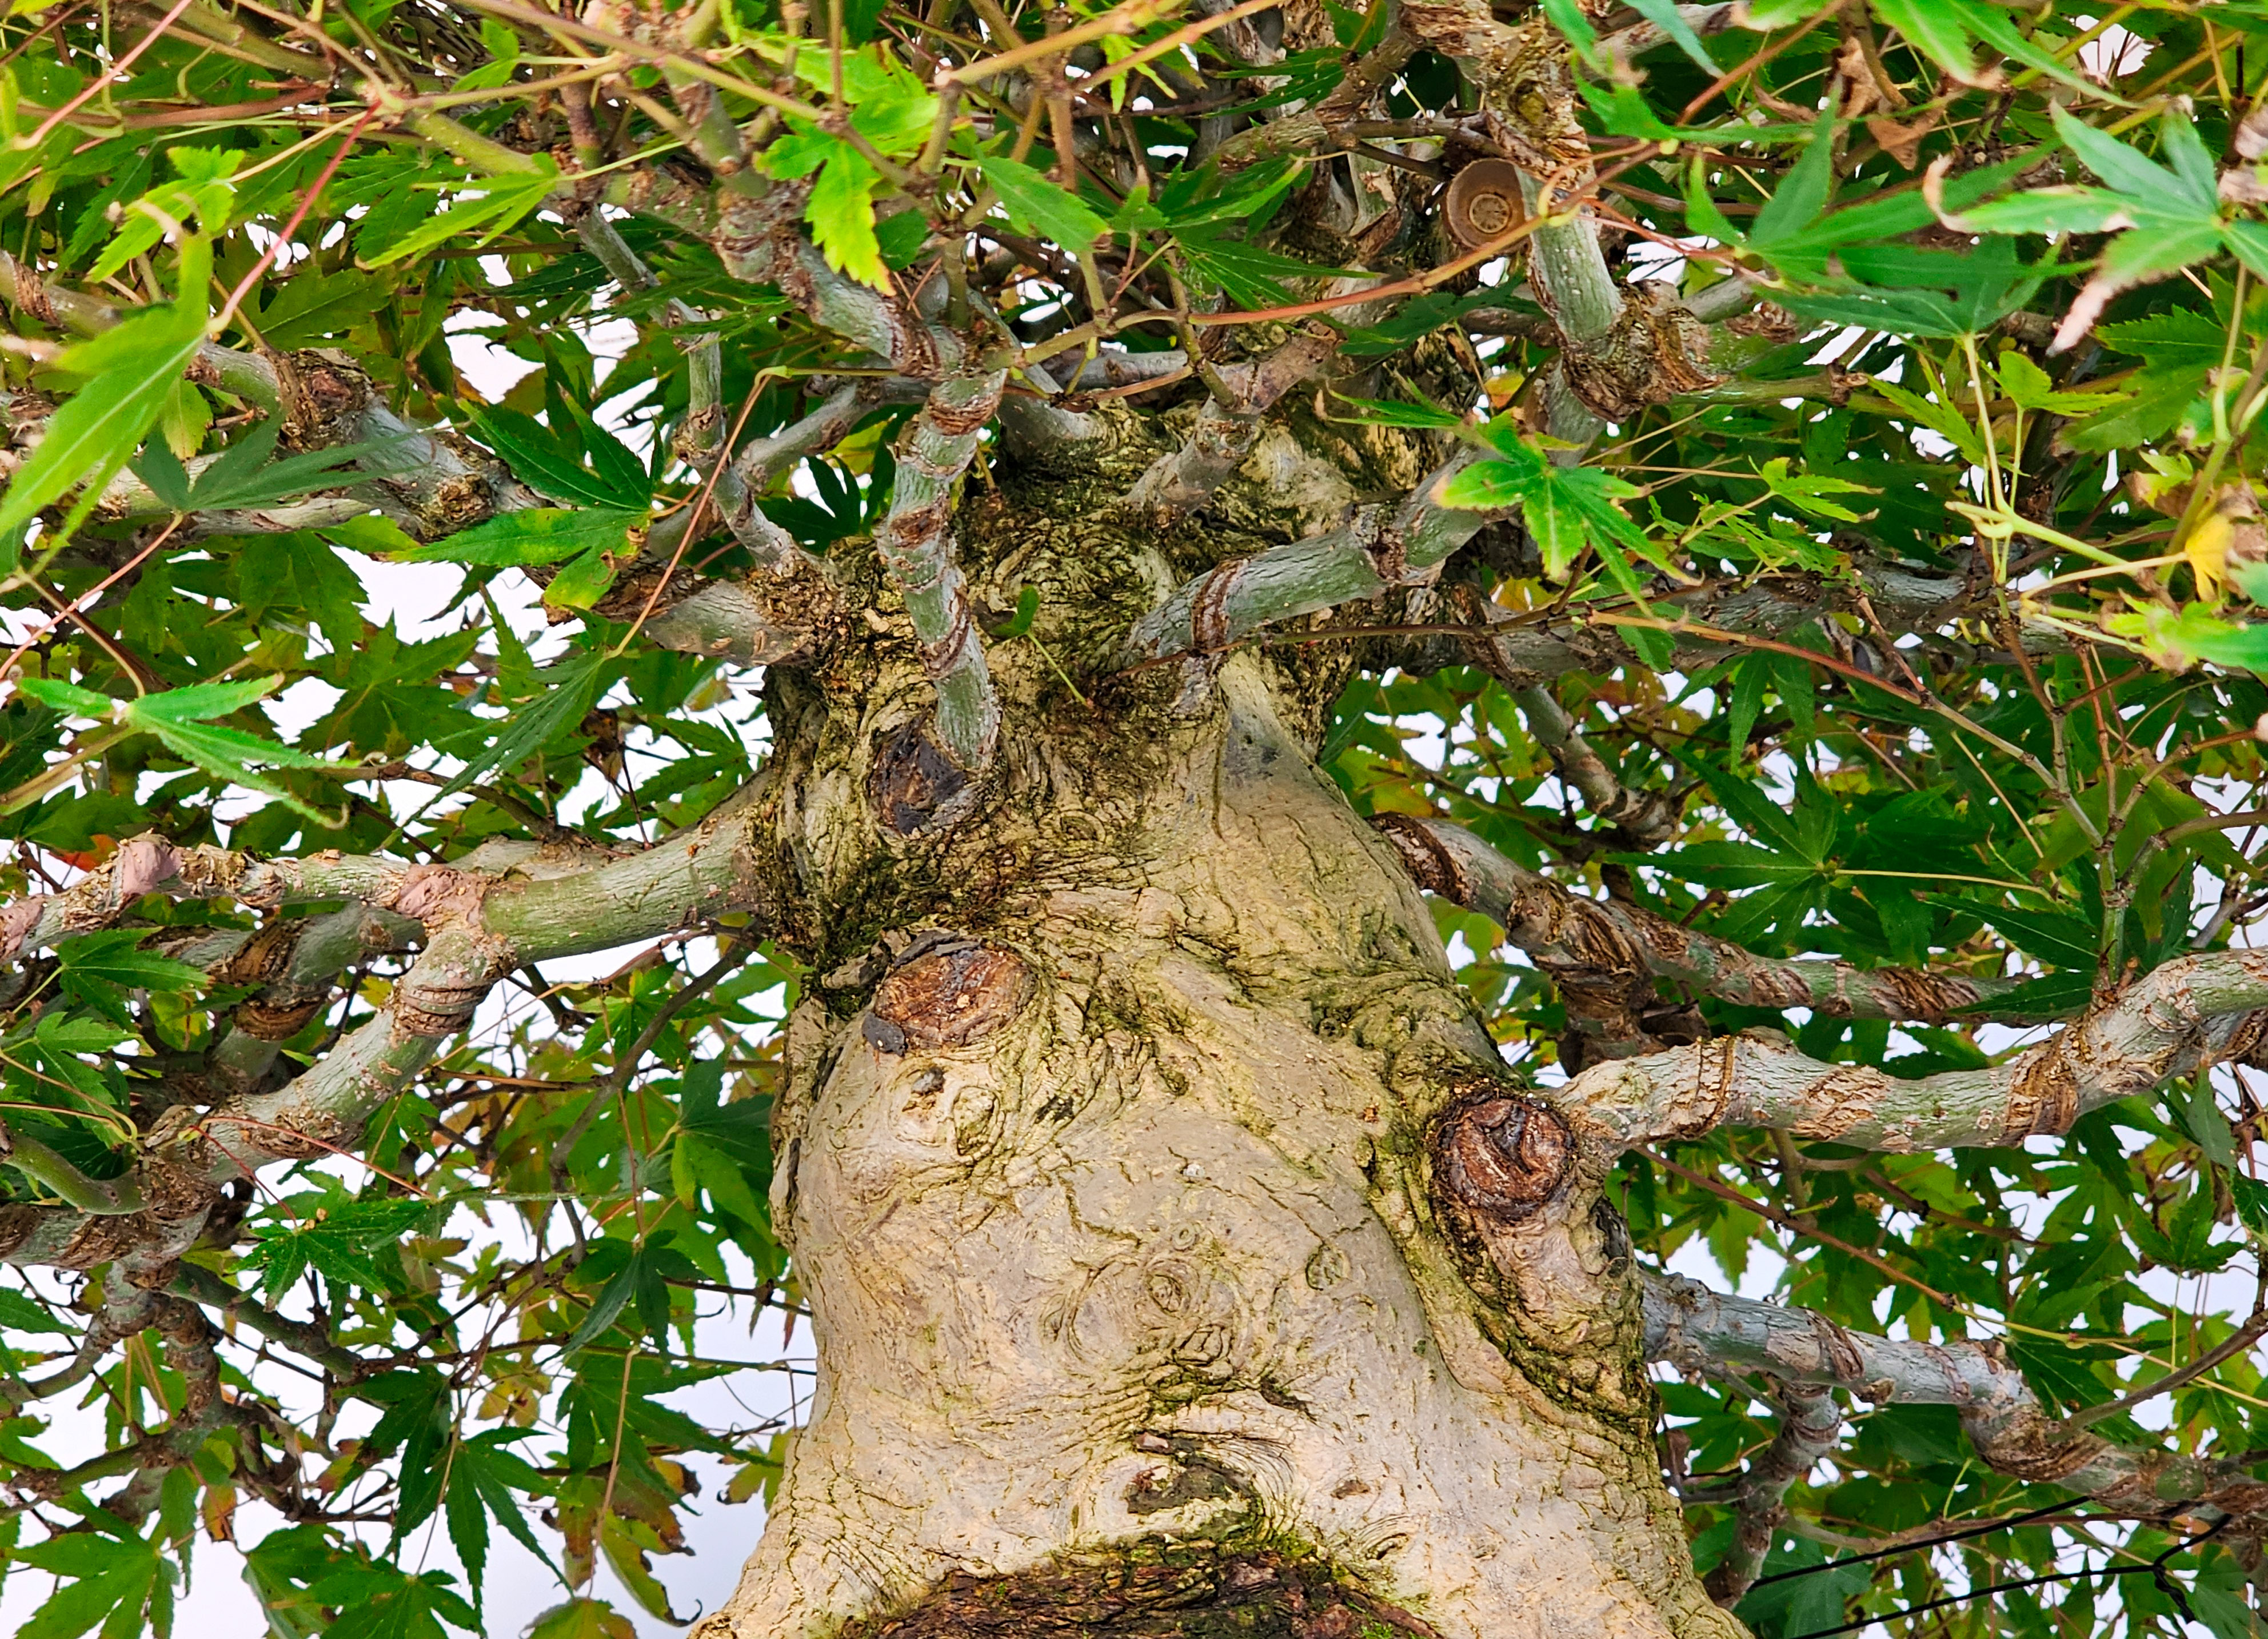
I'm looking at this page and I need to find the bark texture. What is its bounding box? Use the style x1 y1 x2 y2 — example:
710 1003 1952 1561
692 455 1738 1639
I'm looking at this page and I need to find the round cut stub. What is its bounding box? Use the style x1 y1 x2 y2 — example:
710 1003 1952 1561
871 941 1033 1051
1434 1094 1571 1220
1444 158 1531 251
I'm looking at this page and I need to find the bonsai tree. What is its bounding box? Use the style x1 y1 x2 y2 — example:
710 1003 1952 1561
0 0 2265 1634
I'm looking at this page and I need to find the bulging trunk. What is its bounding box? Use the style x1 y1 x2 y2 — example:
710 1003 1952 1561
698 458 1739 1638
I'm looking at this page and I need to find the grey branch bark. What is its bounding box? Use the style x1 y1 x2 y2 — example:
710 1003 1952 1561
0 836 416 959
876 371 1008 770
1373 815 2039 1028
1644 1272 2268 1532
726 383 871 508
1121 447 1496 663
576 210 722 462
1069 349 1190 388
1598 3 1747 62
187 901 419 1096
0 256 845 673
1447 558 1987 688
1123 325 1341 520
1509 683 1682 842
710 186 965 379
169 1260 365 1374
1692 1385 1843 1606
1566 949 2268 1152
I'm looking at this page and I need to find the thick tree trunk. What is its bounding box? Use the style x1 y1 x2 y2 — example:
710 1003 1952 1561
694 451 1735 1638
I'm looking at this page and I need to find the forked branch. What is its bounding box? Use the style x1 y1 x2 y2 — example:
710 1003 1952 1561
1122 447 1496 663
1644 1272 2268 1536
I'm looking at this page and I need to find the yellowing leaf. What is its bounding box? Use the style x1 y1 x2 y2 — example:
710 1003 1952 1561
2183 485 2268 601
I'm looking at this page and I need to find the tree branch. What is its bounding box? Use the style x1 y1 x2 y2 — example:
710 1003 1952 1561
0 786 773 1271
2 252 842 671
1597 3 1746 63
709 185 964 378
1121 447 1497 664
1566 950 2268 1151
876 370 1008 769
1507 682 1682 842
1373 815 2038 1029
1440 557 1984 688
1122 324 1341 520
0 836 417 959
169 1260 366 1376
1643 1272 2268 1533
197 902 420 1096
1694 1385 1844 1606
576 209 722 462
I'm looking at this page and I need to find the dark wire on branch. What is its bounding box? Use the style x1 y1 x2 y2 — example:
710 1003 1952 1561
1784 1517 2233 1639
1746 1497 2078 1588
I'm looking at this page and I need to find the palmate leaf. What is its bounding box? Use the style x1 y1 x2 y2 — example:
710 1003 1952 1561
672 1061 773 1227
421 647 608 810
981 154 1107 250
542 544 620 610
2053 105 2215 214
11 1522 170 1639
255 267 387 348
242 1194 429 1300
1152 157 1301 231
1437 439 1662 581
394 507 645 566
16 673 353 823
1747 110 1836 249
1952 185 2143 236
317 1574 477 1639
1175 228 1351 310
1871 0 2090 90
1780 238 2050 339
526 1601 637 1639
765 127 888 289
0 1283 77 1335
167 421 406 513
1733 1536 1874 1638
442 1430 556 1605
1329 393 1467 430
234 531 368 651
0 237 210 566
469 408 651 510
15 1009 129 1110
358 161 557 269
564 1235 698 1353
55 930 203 1028
812 149 884 286
122 678 352 824
2066 306 2227 449
1924 894 2098 972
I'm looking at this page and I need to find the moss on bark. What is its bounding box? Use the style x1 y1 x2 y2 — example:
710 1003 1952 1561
837 1542 1438 1639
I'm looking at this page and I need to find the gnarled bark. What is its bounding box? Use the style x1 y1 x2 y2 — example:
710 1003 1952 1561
682 418 1740 1635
